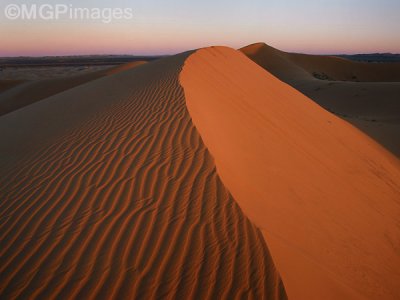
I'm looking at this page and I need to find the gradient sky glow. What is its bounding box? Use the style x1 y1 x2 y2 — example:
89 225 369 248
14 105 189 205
1 0 400 56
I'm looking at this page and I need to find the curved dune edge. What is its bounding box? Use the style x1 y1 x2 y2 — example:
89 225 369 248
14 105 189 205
0 53 286 299
0 61 147 116
240 43 400 157
241 42 400 82
180 46 400 300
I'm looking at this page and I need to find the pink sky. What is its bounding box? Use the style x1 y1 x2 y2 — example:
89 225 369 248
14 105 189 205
1 0 399 56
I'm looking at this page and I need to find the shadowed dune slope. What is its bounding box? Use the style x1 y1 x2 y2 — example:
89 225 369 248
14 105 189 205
0 61 147 116
241 43 400 157
241 43 400 82
180 46 400 300
0 53 285 299
0 80 25 94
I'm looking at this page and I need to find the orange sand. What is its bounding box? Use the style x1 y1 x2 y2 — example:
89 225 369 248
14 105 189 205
181 46 400 300
1 44 399 300
241 43 400 157
0 52 285 299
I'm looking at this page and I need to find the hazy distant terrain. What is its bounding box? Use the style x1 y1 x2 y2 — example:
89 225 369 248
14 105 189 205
0 55 163 68
337 53 400 62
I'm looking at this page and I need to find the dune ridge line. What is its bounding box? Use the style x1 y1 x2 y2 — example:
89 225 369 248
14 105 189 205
180 46 400 300
0 51 285 299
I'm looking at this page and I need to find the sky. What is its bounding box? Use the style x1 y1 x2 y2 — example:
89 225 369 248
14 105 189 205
1 0 399 56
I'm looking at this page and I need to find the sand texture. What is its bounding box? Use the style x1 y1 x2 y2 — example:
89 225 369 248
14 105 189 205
181 46 400 300
0 51 285 299
241 43 400 156
0 62 146 116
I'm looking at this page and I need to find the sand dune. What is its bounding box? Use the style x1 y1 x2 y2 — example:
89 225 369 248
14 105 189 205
241 43 400 156
181 46 400 300
0 52 285 299
0 79 25 94
2 44 399 299
0 61 146 116
241 43 400 82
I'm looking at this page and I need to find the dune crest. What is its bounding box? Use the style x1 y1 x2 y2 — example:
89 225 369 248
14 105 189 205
180 46 400 300
0 52 285 299
240 43 400 157
241 43 400 82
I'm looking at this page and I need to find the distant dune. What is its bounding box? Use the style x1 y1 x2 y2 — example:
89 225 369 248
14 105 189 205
181 46 400 300
0 80 25 94
0 61 146 116
241 43 400 82
240 43 400 156
0 50 285 299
